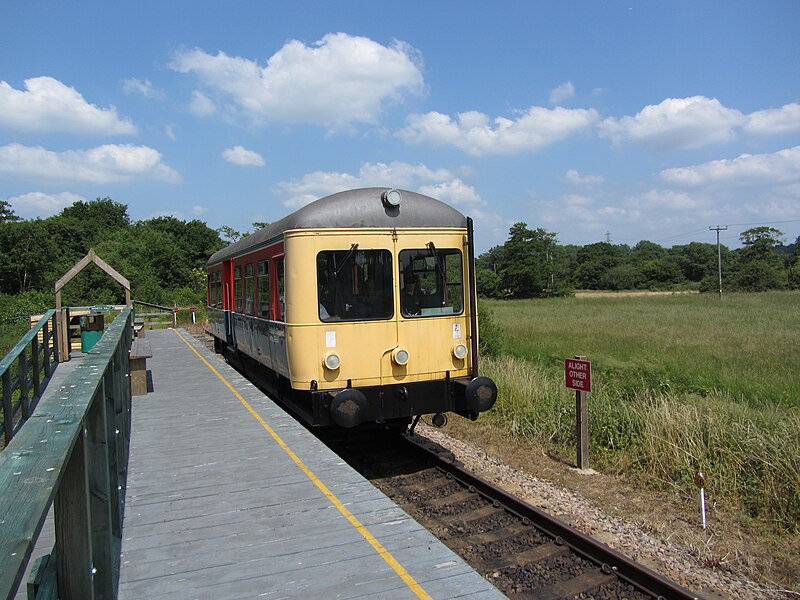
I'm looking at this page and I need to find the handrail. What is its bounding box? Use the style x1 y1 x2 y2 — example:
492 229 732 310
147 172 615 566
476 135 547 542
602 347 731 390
0 310 59 448
0 308 133 599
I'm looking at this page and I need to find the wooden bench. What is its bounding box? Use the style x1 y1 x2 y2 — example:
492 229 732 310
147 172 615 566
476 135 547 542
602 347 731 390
134 317 145 338
129 338 152 396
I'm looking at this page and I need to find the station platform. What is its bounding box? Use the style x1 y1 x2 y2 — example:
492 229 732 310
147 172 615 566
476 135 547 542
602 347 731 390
117 329 505 599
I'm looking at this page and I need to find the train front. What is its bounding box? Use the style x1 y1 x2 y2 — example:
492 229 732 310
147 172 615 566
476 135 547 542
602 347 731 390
284 188 497 428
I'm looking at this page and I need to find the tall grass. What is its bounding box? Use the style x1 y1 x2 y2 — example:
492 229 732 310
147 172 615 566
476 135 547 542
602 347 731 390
482 292 800 531
489 292 800 407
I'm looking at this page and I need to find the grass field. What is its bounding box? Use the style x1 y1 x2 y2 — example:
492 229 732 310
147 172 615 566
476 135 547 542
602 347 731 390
489 291 800 407
480 291 800 531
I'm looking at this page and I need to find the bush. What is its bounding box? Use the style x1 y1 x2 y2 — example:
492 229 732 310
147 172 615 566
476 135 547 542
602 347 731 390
0 290 54 325
478 301 502 357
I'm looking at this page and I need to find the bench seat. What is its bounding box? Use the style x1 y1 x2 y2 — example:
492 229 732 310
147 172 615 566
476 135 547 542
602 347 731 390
130 339 152 396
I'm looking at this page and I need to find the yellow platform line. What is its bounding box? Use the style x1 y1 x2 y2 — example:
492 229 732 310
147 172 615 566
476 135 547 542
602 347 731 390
173 330 432 600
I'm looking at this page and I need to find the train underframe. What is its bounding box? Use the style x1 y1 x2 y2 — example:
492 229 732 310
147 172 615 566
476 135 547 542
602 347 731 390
214 336 497 430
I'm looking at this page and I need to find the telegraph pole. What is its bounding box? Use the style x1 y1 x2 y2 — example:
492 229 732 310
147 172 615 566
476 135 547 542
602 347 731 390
709 225 727 300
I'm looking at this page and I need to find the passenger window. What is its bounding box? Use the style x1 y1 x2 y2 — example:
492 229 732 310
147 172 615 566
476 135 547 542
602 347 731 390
244 264 255 315
317 249 393 321
233 266 242 312
399 247 463 317
257 261 270 318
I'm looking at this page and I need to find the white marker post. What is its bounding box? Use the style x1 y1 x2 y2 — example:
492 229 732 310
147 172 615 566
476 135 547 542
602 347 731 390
694 472 707 529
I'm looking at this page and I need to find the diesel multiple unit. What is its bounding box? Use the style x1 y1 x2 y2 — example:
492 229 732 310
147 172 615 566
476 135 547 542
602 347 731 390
206 187 497 428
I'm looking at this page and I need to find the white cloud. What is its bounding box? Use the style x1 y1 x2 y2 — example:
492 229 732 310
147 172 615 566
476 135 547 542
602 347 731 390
165 124 177 140
625 189 704 212
599 96 744 149
189 90 216 117
744 103 800 136
397 106 599 156
417 179 482 207
0 143 181 184
192 205 208 216
565 169 604 186
222 146 265 167
7 191 86 217
171 33 424 129
563 194 594 207
0 76 137 135
660 146 800 188
549 81 575 105
275 161 456 208
122 78 165 100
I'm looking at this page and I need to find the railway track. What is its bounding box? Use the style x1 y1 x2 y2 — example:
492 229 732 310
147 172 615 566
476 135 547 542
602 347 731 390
321 429 701 600
197 333 701 599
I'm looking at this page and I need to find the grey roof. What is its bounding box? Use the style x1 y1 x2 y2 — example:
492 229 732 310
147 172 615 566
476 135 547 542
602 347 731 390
208 188 467 265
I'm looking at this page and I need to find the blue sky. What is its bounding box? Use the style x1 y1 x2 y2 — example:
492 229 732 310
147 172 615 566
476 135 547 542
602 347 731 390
2 1 799 254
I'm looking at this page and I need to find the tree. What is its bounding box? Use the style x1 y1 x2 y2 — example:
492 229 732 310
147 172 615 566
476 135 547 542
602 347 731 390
217 225 243 243
669 242 721 282
731 227 786 291
0 200 20 223
0 219 58 293
739 226 784 252
574 242 623 289
498 223 565 298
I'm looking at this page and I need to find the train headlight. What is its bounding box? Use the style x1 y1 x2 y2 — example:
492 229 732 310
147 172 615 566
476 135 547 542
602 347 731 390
452 343 468 360
381 188 402 208
391 347 409 366
323 352 341 370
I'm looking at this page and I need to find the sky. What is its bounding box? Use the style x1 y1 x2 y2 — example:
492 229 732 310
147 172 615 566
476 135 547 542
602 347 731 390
1 1 799 254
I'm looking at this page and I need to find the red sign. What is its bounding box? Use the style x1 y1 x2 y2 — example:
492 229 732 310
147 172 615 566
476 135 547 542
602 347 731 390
565 358 592 392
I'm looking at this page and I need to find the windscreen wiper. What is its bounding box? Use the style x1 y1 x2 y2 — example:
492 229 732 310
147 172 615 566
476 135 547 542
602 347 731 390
427 241 446 281
334 243 359 279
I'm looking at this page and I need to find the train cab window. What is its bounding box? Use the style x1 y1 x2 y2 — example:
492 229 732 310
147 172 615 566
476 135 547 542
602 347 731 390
257 260 270 318
244 263 255 315
233 266 243 312
399 247 464 317
317 249 393 321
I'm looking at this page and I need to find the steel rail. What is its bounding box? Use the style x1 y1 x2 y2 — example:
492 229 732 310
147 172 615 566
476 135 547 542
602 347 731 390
403 435 701 600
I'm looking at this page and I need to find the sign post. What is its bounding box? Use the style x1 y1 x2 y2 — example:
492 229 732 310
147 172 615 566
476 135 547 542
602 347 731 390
565 356 592 470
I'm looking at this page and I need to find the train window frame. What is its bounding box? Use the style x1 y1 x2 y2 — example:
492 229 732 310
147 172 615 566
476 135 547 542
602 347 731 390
398 247 464 318
233 265 243 312
257 260 270 318
316 249 394 322
244 263 255 315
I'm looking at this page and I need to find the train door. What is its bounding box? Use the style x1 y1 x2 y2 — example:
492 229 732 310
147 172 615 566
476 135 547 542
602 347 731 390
268 255 289 377
222 258 235 344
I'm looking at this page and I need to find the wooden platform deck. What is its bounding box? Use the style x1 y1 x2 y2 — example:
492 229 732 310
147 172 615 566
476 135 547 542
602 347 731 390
117 329 505 599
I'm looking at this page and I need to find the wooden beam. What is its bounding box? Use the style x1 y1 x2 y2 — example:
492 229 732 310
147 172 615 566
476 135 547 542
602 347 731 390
54 248 131 304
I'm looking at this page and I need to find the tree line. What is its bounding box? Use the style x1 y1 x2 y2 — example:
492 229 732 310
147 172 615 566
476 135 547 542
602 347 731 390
2 198 797 321
477 222 800 298
0 197 226 320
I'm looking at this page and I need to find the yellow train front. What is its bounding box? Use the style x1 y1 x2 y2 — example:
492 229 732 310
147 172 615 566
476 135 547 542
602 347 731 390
207 187 497 429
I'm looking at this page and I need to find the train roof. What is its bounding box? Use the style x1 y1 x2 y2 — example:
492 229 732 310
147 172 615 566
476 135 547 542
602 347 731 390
208 187 468 265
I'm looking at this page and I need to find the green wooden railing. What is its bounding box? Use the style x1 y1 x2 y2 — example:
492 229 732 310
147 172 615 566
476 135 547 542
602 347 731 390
1 310 59 449
0 308 133 599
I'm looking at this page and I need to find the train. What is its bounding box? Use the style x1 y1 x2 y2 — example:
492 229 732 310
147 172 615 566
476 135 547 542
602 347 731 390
206 187 497 429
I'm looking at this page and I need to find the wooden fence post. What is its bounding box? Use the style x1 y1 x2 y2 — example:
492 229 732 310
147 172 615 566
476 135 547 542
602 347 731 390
55 428 94 599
